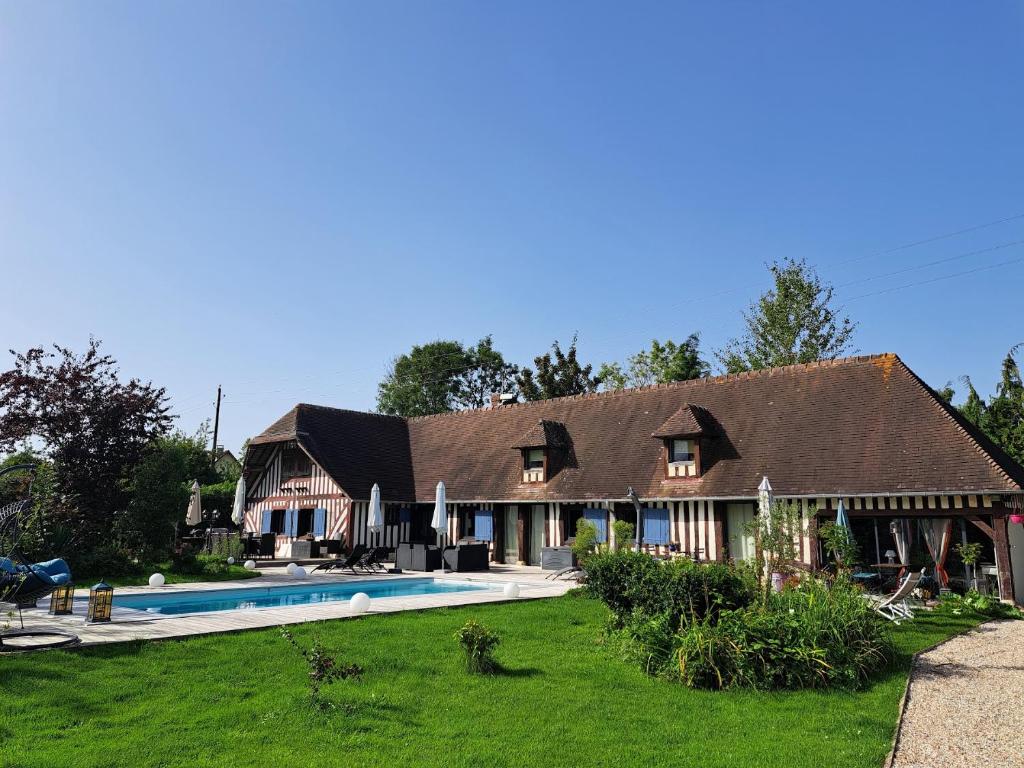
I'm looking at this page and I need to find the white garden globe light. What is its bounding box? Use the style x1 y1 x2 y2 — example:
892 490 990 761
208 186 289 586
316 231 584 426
350 592 370 613
285 562 298 575
226 556 235 565
292 566 306 579
148 573 165 587
243 560 256 570
503 583 520 599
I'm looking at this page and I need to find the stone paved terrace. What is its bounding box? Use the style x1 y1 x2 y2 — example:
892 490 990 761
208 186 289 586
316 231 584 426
7 564 573 648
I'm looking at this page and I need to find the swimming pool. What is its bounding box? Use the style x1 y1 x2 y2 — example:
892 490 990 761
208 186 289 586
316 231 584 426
100 578 492 616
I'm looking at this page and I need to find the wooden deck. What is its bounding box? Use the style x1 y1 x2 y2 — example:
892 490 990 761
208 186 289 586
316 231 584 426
8 565 574 647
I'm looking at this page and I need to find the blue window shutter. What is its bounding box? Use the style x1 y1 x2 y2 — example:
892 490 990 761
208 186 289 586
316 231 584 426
285 509 298 537
583 508 607 543
474 510 493 542
260 510 272 534
643 508 669 545
313 508 327 538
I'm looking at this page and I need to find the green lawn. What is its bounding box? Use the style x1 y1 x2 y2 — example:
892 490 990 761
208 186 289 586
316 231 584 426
0 594 982 768
94 564 261 588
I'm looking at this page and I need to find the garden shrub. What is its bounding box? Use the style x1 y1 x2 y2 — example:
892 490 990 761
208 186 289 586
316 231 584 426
571 518 600 561
611 520 634 550
455 620 501 674
676 578 893 690
585 550 753 629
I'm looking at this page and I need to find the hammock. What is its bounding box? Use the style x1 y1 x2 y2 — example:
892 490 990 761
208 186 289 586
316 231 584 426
0 465 72 607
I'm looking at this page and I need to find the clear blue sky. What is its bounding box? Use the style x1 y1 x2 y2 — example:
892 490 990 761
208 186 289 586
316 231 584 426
2 2 1022 454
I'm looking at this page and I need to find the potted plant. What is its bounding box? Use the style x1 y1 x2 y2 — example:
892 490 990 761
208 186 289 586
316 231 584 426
956 541 983 592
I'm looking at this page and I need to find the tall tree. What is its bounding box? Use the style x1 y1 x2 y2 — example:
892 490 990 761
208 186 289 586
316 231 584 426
599 334 709 391
376 337 519 416
376 340 471 417
122 427 213 558
456 336 520 410
717 258 857 373
0 340 173 543
949 346 1024 466
518 335 600 401
984 345 1024 464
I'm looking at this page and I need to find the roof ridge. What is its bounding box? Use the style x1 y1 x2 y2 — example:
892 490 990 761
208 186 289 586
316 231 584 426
404 353 900 421
295 402 406 421
890 357 1023 491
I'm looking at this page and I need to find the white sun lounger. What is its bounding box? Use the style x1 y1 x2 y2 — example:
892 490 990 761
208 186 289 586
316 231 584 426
872 567 926 622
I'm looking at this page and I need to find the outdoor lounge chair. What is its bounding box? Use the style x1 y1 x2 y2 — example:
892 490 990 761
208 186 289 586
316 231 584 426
546 565 585 581
357 547 390 573
312 545 367 573
871 567 925 622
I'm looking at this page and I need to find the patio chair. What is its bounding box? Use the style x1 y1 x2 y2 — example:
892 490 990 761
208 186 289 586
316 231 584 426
312 545 366 573
871 567 925 622
546 565 586 582
357 547 390 573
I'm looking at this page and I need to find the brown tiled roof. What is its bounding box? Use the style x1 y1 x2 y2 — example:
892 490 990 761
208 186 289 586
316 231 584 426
511 419 569 449
247 354 1024 501
651 404 713 438
251 404 415 501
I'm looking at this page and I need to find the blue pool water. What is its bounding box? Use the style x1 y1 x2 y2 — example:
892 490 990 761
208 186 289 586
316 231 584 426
103 578 491 616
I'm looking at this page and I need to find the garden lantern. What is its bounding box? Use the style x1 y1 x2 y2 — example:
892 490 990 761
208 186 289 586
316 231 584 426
48 583 75 616
86 580 114 623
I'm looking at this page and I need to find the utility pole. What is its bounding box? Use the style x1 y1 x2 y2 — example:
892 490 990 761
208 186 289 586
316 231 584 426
211 385 222 469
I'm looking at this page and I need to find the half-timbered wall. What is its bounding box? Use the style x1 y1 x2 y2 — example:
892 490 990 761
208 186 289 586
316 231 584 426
244 442 351 548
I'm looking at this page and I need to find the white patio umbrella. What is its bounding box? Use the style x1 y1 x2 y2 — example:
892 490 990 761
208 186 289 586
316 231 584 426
757 476 774 585
368 483 384 543
431 481 448 573
230 476 245 526
430 481 447 546
185 480 202 526
757 475 774 519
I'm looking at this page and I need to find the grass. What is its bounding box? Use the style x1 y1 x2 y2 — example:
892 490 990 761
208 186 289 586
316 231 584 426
92 564 261 588
0 593 983 768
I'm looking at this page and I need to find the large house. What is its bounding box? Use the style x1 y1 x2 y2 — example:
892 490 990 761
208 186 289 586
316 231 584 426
242 353 1024 602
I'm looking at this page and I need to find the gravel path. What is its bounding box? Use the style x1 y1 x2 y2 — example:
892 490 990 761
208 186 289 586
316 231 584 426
891 620 1024 768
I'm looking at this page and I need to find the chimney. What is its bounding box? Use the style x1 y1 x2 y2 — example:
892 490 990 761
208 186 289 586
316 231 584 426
490 392 518 409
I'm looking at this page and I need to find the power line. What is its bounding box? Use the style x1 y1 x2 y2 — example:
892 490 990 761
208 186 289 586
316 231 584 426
835 239 1024 289
171 210 1024 416
844 256 1024 302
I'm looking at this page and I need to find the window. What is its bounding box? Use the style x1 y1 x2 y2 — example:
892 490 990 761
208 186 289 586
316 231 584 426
280 446 311 480
670 439 694 463
525 448 545 470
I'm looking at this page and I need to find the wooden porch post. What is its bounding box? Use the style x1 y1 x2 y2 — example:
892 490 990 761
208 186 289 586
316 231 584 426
993 514 1014 601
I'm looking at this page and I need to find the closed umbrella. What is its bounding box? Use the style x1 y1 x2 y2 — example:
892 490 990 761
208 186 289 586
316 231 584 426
186 480 202 527
835 498 850 531
431 481 448 573
368 483 383 544
757 476 774 519
231 476 245 527
431 481 447 546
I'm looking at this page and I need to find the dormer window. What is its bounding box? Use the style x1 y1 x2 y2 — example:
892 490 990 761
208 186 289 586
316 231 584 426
670 439 694 464
525 448 545 470
522 448 546 483
652 404 714 480
512 419 569 485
